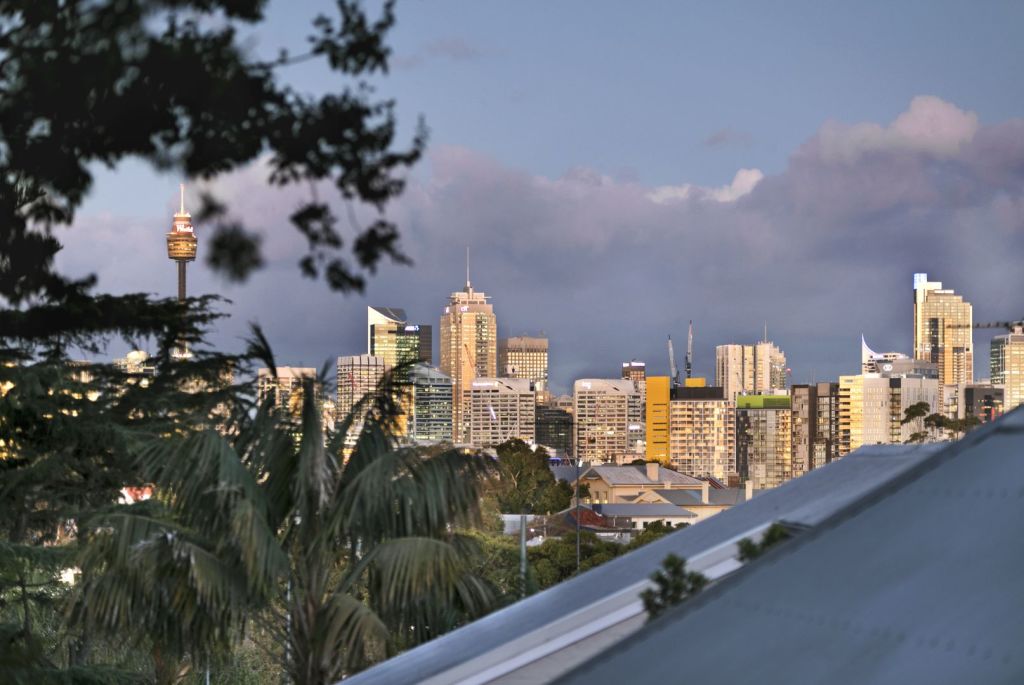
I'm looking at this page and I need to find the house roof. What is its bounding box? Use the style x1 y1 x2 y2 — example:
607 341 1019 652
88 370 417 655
549 464 581 484
593 504 697 518
655 488 756 507
345 441 942 685
583 464 704 487
557 408 1024 685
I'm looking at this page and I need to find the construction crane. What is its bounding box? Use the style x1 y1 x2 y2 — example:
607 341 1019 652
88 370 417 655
667 335 681 389
685 320 693 380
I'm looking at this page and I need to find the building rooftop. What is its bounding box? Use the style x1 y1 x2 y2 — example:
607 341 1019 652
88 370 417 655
655 488 756 507
558 408 1024 685
583 464 704 487
345 441 943 685
592 503 697 518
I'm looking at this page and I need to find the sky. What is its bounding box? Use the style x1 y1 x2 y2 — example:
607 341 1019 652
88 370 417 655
59 1 1024 394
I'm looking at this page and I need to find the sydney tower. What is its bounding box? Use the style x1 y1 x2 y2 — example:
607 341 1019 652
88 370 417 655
166 184 197 302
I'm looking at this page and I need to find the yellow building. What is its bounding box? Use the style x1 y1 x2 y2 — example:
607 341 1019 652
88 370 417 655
991 325 1024 411
645 376 671 464
913 273 973 387
440 278 497 442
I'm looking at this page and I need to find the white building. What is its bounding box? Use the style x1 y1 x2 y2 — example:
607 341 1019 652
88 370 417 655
573 379 644 463
463 377 535 448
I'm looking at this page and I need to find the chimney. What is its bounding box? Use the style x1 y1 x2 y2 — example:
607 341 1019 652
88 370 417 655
645 461 659 482
745 479 754 501
701 480 709 505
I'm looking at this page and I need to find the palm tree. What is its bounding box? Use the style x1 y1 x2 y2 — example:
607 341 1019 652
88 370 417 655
71 342 495 684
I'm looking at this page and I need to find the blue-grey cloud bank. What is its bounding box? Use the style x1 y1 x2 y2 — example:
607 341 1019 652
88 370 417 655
60 97 1024 393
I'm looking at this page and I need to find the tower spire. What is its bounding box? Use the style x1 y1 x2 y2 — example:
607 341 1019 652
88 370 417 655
179 183 185 214
465 245 471 291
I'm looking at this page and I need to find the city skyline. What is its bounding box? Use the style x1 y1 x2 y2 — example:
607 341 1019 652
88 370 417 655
52 4 1024 394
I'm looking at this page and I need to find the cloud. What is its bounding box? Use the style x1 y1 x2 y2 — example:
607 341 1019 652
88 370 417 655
811 95 979 162
648 168 764 204
58 96 1024 393
392 38 483 69
703 128 752 148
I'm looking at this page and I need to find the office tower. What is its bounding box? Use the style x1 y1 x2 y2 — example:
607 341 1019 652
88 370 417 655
790 384 816 479
964 384 1005 422
536 406 574 457
991 325 1024 411
839 370 940 456
715 341 787 401
499 336 549 395
621 360 646 384
336 354 389 426
913 273 973 386
463 378 535 448
736 395 792 490
409 364 453 444
573 379 643 463
440 274 497 442
668 385 736 481
622 360 647 445
861 335 909 374
813 382 840 468
645 376 671 463
258 367 317 417
368 306 432 368
549 394 574 414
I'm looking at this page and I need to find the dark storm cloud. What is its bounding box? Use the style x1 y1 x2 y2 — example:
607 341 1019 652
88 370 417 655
58 96 1024 393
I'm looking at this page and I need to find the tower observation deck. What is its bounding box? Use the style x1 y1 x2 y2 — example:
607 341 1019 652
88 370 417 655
166 184 197 302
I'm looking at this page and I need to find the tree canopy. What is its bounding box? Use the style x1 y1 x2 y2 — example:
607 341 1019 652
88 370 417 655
491 439 573 515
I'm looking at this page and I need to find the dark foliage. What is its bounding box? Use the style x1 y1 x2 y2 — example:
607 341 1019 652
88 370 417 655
736 522 792 562
640 554 708 621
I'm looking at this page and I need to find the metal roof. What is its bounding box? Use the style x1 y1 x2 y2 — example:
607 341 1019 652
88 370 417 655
557 409 1024 685
592 504 697 518
343 441 941 685
585 464 703 486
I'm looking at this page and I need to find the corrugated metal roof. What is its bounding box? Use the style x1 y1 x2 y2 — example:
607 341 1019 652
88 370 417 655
587 464 704 486
556 409 1024 685
592 504 697 518
343 441 941 685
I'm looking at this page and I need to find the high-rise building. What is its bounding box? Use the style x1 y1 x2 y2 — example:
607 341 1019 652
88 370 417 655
535 406 574 457
573 379 643 463
367 306 432 368
812 382 841 469
715 341 787 401
258 367 317 417
991 325 1024 411
440 275 497 442
667 385 735 481
499 336 549 395
336 354 389 426
913 273 973 387
645 376 671 464
735 395 792 490
621 360 646 384
790 384 816 479
861 335 909 374
409 364 453 444
463 378 535 448
839 371 940 456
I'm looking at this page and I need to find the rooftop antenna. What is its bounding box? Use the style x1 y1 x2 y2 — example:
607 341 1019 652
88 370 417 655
763 321 768 343
465 245 471 290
